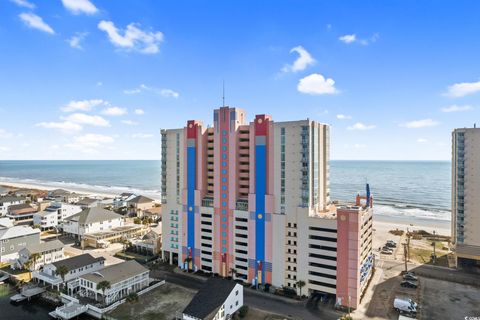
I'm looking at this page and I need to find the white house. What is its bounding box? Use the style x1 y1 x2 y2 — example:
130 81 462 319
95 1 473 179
0 217 14 228
63 207 124 239
78 260 149 305
182 278 244 320
15 239 64 271
0 225 41 263
113 193 137 209
48 189 84 204
0 196 26 216
32 253 105 290
33 202 82 230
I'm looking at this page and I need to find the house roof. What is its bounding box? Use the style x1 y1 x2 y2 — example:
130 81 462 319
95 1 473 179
0 225 40 240
52 253 105 271
8 203 35 212
0 218 14 228
119 192 135 197
49 189 71 196
76 198 98 206
81 260 148 285
25 239 64 254
183 278 238 319
128 195 155 204
65 207 122 224
0 196 26 203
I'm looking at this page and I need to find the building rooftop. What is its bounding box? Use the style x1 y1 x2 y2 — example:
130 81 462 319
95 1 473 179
52 253 105 271
25 239 64 254
8 203 35 212
0 195 26 203
0 225 40 240
183 278 237 319
76 198 98 206
0 217 14 228
81 260 148 285
128 195 155 204
65 207 122 224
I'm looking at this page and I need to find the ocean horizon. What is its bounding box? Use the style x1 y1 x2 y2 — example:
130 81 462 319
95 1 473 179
0 160 451 222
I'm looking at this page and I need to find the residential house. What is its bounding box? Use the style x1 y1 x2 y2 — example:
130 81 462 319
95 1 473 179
32 253 105 290
0 196 26 216
0 225 40 263
78 260 149 305
6 203 37 225
33 202 83 230
130 229 162 255
113 193 137 209
0 217 14 228
182 278 244 320
48 189 84 204
127 195 155 217
15 239 64 270
63 207 124 239
76 198 99 209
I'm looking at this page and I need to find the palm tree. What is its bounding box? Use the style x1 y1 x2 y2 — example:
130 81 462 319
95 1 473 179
296 280 306 297
55 265 69 287
30 253 41 271
96 280 111 306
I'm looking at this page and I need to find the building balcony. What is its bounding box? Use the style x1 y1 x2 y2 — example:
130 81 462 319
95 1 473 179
202 197 214 208
235 200 249 211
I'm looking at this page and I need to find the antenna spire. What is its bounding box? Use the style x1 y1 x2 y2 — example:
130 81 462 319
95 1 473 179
222 80 225 107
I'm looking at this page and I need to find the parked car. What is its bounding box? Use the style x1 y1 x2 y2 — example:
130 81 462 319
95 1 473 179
386 241 397 248
382 246 394 252
400 280 418 288
381 249 393 255
394 298 417 315
403 273 418 281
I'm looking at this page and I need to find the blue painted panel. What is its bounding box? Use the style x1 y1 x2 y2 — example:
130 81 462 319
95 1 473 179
187 146 196 265
255 144 266 282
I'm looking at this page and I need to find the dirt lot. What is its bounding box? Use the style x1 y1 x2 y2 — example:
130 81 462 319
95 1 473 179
419 278 480 320
108 282 196 320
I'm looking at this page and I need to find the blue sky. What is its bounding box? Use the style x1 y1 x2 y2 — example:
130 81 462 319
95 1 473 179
1 0 480 160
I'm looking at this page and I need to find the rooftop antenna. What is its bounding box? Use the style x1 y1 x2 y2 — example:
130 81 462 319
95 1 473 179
222 80 225 107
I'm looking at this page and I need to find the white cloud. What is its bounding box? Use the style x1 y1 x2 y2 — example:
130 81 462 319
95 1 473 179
121 120 138 126
102 107 127 116
336 114 351 120
131 133 154 139
50 144 60 150
36 121 82 134
19 13 54 34
10 0 35 9
96 81 103 86
66 133 114 153
297 73 338 95
347 122 376 130
445 80 480 97
401 119 439 129
134 109 145 115
61 99 105 112
68 32 88 50
0 147 11 152
160 89 179 98
339 33 379 45
63 113 110 127
417 138 428 143
354 143 366 149
339 34 356 44
281 46 315 73
61 0 98 15
124 84 179 98
441 105 473 113
98 20 164 54
0 129 14 139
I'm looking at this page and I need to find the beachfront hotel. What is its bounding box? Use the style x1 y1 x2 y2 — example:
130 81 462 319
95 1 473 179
452 127 480 270
160 106 373 308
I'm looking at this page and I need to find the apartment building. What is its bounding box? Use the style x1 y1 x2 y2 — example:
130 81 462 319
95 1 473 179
452 127 480 270
0 225 41 263
161 106 373 308
33 202 83 230
0 196 26 216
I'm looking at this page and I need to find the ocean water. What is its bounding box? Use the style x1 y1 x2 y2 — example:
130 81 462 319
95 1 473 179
0 160 451 221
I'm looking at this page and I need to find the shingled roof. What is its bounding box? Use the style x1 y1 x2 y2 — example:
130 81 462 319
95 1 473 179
183 278 238 319
65 207 122 224
52 253 104 271
128 195 155 204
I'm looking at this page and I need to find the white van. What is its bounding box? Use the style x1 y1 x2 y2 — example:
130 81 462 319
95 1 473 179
394 298 417 314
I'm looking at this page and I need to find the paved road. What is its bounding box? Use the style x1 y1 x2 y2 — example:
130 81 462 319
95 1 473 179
150 267 341 320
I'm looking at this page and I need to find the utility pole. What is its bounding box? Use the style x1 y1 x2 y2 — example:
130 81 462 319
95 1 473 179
406 228 411 262
402 243 408 272
432 230 437 264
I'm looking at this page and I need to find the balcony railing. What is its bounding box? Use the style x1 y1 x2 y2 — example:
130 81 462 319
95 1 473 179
235 200 249 211
202 197 214 208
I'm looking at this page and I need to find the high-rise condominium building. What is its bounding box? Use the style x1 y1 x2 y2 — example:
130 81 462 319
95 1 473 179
161 106 373 308
452 127 480 270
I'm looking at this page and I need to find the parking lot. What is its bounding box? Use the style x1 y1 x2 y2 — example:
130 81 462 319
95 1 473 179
419 278 480 320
